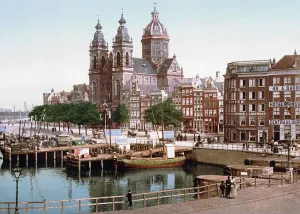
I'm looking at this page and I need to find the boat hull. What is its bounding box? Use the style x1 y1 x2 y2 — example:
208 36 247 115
118 157 186 169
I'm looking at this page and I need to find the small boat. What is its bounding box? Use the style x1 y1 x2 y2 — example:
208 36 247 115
118 156 186 169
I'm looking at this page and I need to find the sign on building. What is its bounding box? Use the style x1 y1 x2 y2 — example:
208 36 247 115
269 102 300 107
269 85 300 91
104 129 122 136
269 120 300 125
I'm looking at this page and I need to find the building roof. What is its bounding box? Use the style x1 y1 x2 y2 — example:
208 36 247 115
271 54 300 69
133 58 156 74
143 6 168 37
158 58 173 73
123 80 158 96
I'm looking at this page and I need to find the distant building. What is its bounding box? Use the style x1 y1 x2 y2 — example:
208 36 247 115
70 84 89 103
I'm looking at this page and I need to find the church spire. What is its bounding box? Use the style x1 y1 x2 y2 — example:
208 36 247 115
294 49 297 55
151 2 159 21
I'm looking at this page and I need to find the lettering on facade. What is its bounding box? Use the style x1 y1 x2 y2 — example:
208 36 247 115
229 100 244 104
269 102 300 107
230 112 266 116
269 120 300 125
269 85 300 91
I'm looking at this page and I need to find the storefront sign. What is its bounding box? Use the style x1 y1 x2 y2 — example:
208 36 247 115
269 102 300 107
104 129 122 136
230 112 265 116
269 85 300 91
269 120 300 125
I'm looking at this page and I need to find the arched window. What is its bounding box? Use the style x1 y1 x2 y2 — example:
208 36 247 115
116 80 120 98
101 56 106 68
92 82 96 101
93 56 97 69
126 52 129 66
117 52 121 66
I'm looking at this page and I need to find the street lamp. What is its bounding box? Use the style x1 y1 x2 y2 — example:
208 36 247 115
285 132 293 183
13 167 22 214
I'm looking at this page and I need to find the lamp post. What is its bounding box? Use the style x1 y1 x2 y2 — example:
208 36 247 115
286 132 293 183
13 167 22 214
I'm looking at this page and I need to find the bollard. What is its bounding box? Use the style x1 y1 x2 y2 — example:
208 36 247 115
255 177 257 186
268 175 271 187
281 172 283 185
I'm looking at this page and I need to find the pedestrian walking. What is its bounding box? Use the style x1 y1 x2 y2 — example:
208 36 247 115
220 181 225 197
225 176 231 197
126 190 132 208
242 142 245 150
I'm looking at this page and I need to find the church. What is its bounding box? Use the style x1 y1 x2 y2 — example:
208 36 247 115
88 6 184 110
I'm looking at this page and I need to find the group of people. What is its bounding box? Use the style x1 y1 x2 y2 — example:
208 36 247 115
242 141 250 150
220 176 237 198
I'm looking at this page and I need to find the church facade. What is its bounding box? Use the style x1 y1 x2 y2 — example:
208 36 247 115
88 6 184 110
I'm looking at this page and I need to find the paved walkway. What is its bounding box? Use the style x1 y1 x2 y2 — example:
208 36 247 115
92 181 300 214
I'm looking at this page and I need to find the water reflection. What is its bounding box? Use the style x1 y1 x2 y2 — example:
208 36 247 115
0 161 223 213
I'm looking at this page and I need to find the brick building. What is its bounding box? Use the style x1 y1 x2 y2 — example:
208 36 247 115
224 60 271 143
268 51 300 141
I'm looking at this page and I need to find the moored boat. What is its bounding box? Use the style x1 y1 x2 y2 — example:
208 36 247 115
118 156 186 169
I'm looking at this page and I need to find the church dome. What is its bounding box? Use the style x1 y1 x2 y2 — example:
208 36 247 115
143 6 168 37
92 19 106 46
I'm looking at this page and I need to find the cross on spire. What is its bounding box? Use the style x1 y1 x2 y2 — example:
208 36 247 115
121 8 123 15
153 1 158 11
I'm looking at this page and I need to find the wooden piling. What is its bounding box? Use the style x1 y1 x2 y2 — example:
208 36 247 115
53 151 56 160
26 153 28 168
17 154 19 163
35 146 37 162
78 156 81 175
101 160 104 169
9 148 12 163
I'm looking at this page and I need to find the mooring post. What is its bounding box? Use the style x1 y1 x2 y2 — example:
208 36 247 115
26 153 28 168
101 160 104 169
35 146 37 162
17 154 19 163
61 150 63 166
89 161 91 176
9 148 12 163
45 152 48 167
54 151 56 160
78 156 81 175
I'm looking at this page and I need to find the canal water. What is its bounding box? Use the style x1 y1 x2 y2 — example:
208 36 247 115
0 160 223 213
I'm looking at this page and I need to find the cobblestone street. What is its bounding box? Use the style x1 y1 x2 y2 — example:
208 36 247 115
94 181 300 214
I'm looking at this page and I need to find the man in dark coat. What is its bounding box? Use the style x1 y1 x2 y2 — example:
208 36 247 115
225 176 231 197
220 181 225 197
126 190 132 208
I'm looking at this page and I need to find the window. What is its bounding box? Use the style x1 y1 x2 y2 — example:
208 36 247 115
240 131 246 141
249 79 256 87
117 52 121 66
249 91 256 100
284 125 291 139
93 56 97 69
284 91 291 99
231 104 236 112
92 82 96 101
101 56 106 68
116 80 120 98
240 79 246 87
296 107 300 119
240 116 246 126
250 131 256 142
230 92 236 100
296 91 300 98
273 91 280 99
240 104 246 112
250 104 256 112
258 116 265 126
258 91 265 99
284 76 291 85
231 79 236 88
240 91 246 100
296 76 300 85
273 107 280 119
249 116 256 126
284 108 291 119
259 78 265 87
273 77 280 85
125 52 129 66
259 104 265 112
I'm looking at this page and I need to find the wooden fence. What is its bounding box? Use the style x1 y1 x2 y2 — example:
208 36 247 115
0 183 231 214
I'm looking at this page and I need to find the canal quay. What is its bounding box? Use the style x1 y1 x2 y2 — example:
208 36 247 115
1 123 300 213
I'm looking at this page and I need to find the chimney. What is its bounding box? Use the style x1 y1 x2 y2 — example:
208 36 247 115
173 54 176 59
272 58 276 65
294 49 297 56
216 71 220 78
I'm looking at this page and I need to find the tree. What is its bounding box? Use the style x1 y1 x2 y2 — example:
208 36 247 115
144 98 182 128
112 104 129 127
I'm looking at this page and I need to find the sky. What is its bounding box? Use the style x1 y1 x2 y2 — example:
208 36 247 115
0 0 300 111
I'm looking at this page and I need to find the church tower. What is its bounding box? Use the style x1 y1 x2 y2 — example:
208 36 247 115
141 5 169 68
111 13 134 107
88 18 111 107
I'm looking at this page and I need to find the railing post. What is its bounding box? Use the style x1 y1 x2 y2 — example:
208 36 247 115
157 192 160 205
78 200 81 213
216 183 219 196
281 172 283 185
26 202 29 214
198 186 200 199
143 194 146 207
43 199 46 214
184 189 187 201
95 199 98 212
112 197 115 211
255 176 257 186
8 203 10 214
61 201 64 214
207 185 209 198
171 190 173 203
268 175 271 187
